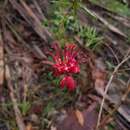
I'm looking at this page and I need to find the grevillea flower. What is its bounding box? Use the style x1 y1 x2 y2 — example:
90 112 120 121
44 41 86 91
60 76 76 91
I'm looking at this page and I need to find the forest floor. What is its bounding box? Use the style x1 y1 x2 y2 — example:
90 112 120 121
0 0 130 130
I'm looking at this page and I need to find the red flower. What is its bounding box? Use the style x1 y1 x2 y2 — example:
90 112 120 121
60 76 76 91
43 41 86 91
46 42 80 76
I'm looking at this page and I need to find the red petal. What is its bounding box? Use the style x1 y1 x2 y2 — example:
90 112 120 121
51 41 62 63
64 44 76 59
60 76 76 91
70 65 80 73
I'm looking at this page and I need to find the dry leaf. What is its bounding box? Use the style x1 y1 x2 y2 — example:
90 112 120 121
75 109 84 126
26 123 33 130
56 104 98 130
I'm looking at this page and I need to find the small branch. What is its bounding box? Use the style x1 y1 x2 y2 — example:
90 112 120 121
99 81 130 128
42 60 54 66
104 43 120 64
32 0 46 20
0 32 4 96
96 54 130 130
81 4 127 38
9 0 52 42
5 19 47 59
5 65 26 130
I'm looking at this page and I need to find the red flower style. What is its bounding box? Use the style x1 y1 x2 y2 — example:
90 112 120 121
60 76 76 91
52 43 80 76
44 41 85 91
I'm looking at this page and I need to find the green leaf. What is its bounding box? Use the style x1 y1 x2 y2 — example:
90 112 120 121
19 101 31 116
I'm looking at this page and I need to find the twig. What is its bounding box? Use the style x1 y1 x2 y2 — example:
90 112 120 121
107 13 130 28
9 0 52 42
32 0 46 20
5 18 47 59
99 81 130 128
19 0 52 41
81 4 127 38
5 65 26 130
0 32 4 96
104 43 120 64
96 54 130 130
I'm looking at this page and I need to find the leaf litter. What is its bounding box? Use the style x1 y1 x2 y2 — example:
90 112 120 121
0 0 130 130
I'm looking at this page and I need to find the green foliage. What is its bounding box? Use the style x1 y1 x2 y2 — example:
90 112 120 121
47 72 60 86
43 1 75 41
78 26 102 49
106 61 115 70
47 0 82 43
47 72 54 80
44 102 55 115
43 0 102 49
19 101 31 116
2 101 31 116
51 0 70 11
107 123 116 130
52 78 60 86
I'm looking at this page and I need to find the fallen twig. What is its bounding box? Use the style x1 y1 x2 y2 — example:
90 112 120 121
9 0 52 42
81 4 127 38
96 54 130 130
32 0 46 20
5 18 47 59
5 65 26 130
99 80 130 128
0 31 4 96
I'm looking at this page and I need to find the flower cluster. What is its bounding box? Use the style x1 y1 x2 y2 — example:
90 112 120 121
44 41 85 91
